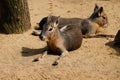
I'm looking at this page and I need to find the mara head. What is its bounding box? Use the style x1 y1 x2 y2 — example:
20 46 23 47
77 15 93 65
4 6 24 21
39 15 60 41
90 4 108 28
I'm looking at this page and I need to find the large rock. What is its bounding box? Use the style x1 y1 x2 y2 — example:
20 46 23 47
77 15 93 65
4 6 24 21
114 30 120 47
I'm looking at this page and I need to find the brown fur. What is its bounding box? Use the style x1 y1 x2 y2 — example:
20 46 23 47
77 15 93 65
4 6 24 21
35 16 83 66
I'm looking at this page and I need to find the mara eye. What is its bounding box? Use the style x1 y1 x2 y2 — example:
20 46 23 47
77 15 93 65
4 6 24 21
49 28 53 31
103 16 106 19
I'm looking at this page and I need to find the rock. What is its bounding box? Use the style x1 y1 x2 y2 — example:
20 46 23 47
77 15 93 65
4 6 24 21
114 30 120 47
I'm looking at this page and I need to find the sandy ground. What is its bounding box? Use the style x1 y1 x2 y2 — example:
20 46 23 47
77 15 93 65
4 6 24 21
0 0 120 80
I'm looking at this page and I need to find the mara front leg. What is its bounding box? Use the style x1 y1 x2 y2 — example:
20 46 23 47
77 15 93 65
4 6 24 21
52 47 69 66
83 33 96 38
32 30 41 36
83 25 97 38
33 47 48 62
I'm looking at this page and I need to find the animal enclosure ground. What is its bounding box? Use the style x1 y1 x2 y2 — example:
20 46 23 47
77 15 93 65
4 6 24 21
0 0 120 80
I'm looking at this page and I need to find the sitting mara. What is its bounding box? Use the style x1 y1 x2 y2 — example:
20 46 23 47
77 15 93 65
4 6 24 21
34 16 83 66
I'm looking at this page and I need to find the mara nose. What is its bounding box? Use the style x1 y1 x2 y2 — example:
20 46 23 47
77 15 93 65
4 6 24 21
39 35 45 41
104 23 109 28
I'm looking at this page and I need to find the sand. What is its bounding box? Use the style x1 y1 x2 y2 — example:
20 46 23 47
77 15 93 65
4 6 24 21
0 0 120 80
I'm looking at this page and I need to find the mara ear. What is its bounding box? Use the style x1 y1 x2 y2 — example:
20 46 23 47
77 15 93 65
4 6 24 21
98 7 104 16
99 7 104 13
54 16 60 27
47 15 52 22
56 16 60 25
94 4 99 12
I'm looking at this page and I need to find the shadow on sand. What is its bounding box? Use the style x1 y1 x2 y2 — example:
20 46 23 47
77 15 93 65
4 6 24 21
93 34 115 38
21 47 46 57
105 41 120 56
21 46 60 57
